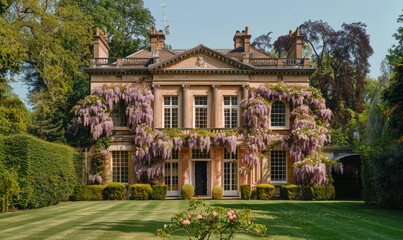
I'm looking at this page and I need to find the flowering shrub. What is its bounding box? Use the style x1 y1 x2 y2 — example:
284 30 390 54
156 200 267 239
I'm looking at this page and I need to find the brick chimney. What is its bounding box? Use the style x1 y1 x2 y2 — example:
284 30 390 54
233 26 251 52
287 27 304 58
149 26 165 53
93 27 110 58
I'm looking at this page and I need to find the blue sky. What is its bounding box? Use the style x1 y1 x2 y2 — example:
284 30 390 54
11 0 403 106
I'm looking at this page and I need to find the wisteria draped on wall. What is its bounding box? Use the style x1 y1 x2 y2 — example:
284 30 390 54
70 83 342 186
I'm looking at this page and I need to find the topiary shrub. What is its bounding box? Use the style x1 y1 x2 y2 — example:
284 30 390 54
130 184 152 200
181 184 194 199
103 182 126 200
251 189 257 200
313 186 335 200
280 185 302 200
240 184 251 200
303 186 314 200
74 185 105 201
256 184 275 200
212 185 223 200
151 185 168 200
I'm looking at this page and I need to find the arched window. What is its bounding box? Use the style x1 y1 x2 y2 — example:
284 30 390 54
271 101 287 127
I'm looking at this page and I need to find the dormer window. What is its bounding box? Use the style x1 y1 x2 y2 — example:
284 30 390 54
271 101 287 128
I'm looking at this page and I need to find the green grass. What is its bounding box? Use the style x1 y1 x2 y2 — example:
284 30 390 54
0 200 402 239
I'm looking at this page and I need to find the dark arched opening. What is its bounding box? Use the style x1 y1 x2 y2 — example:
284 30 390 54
333 154 362 200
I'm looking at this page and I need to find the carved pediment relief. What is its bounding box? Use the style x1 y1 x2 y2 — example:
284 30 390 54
163 53 236 70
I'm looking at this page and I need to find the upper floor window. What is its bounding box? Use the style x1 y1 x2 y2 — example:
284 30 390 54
194 96 208 128
112 151 129 184
271 101 287 127
223 96 239 128
270 150 287 184
111 105 127 128
163 96 179 128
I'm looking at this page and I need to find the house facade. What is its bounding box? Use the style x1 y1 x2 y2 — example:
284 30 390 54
85 26 315 197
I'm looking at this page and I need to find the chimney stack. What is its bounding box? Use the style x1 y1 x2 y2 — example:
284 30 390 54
287 27 304 58
93 27 110 58
149 26 166 53
233 26 251 52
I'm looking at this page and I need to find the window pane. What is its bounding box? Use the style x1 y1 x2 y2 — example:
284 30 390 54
271 101 287 127
112 106 127 127
223 96 238 128
112 151 129 184
271 151 287 182
192 149 211 159
164 96 179 128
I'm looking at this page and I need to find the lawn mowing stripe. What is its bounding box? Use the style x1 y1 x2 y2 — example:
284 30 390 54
0 201 105 238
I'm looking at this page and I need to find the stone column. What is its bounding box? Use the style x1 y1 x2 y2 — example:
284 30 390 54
212 147 224 187
182 85 190 128
212 85 220 128
180 148 191 187
242 85 249 100
153 85 160 129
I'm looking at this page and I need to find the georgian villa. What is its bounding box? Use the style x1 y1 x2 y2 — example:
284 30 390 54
85 26 314 197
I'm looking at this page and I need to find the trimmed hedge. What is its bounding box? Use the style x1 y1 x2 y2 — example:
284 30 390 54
280 185 302 200
314 186 335 200
256 184 275 200
151 185 168 200
240 184 251 200
251 189 258 200
130 184 152 200
103 182 126 200
74 185 105 201
73 151 86 185
303 186 335 200
0 134 76 209
181 184 194 199
212 185 223 200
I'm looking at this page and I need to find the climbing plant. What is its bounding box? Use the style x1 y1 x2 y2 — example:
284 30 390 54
70 83 342 185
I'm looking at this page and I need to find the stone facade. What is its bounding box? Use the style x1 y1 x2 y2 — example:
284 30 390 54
85 26 315 197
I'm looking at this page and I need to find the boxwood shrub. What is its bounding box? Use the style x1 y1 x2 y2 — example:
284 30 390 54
74 185 105 201
251 189 258 200
240 184 251 200
130 184 152 200
181 184 194 199
313 186 335 200
280 185 302 200
256 184 275 200
103 182 126 200
212 185 223 200
151 185 168 200
0 134 76 209
303 186 314 200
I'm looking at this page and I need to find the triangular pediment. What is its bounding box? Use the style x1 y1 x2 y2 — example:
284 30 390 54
148 44 254 72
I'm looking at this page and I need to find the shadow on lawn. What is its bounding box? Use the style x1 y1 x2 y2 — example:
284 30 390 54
79 219 168 234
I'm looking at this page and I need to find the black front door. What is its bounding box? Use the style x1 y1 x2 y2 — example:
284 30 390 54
195 161 207 195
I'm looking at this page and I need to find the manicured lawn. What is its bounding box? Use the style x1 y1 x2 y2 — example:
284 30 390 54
0 200 402 239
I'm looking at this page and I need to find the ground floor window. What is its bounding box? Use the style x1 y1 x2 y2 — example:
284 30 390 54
165 150 179 196
271 150 287 184
223 150 238 196
112 151 129 184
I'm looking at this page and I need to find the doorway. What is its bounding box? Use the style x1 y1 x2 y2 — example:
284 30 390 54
195 161 207 195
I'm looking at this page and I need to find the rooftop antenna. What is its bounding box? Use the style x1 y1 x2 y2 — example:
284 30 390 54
160 2 170 35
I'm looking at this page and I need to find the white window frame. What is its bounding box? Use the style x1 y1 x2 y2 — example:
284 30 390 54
270 100 289 130
270 150 287 185
111 151 129 184
165 150 180 197
222 96 240 128
193 96 209 128
162 96 180 128
223 149 239 196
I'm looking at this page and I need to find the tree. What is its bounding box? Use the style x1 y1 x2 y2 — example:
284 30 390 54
251 32 273 55
76 0 155 57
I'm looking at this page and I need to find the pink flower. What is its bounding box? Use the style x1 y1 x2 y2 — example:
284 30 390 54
182 220 191 225
251 216 254 219
229 216 234 220
191 212 194 216
233 215 237 219
196 215 202 220
227 210 234 216
212 211 217 217
187 214 191 218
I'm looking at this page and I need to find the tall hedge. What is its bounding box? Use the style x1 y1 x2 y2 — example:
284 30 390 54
0 134 76 209
362 142 403 209
73 151 85 185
